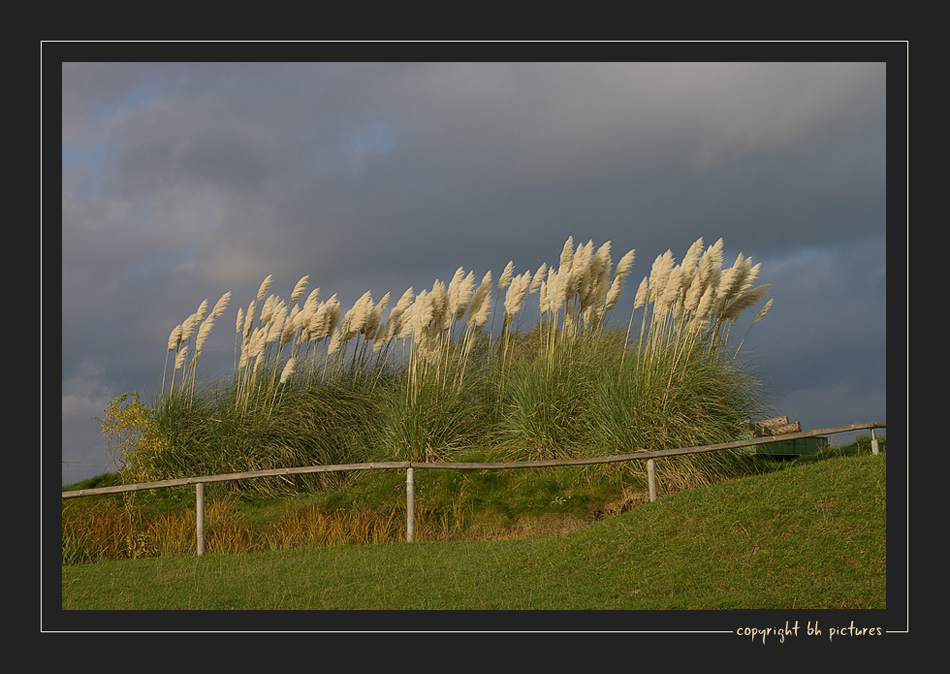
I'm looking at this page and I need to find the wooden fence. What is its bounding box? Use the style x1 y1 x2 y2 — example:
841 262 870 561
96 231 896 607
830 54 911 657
61 421 885 555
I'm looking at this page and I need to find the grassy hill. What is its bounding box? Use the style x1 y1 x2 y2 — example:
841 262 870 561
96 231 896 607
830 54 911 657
60 451 886 612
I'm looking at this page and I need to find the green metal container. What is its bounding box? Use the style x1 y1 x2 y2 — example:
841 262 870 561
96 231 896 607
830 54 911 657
736 434 829 457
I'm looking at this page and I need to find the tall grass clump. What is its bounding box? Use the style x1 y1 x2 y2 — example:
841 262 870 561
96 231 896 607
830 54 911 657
100 234 773 496
491 238 637 459
589 237 773 488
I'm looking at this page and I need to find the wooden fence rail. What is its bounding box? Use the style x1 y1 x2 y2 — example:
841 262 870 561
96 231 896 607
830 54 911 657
61 421 886 552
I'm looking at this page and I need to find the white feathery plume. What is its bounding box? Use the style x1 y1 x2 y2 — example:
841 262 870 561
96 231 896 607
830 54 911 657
392 287 415 317
657 264 684 313
582 241 611 310
633 276 649 310
714 253 746 313
382 287 415 343
210 291 231 320
281 305 299 346
498 261 515 291
648 250 674 306
695 283 717 322
167 324 183 351
327 327 343 355
428 281 449 332
180 312 199 342
679 238 704 291
307 303 328 342
303 288 320 317
753 297 774 323
546 266 565 313
259 295 277 326
326 296 341 336
448 268 476 322
410 289 434 343
363 292 391 339
248 327 267 360
467 271 493 329
342 291 374 340
698 238 724 290
291 275 310 302
583 245 612 319
393 303 415 342
294 304 314 343
529 263 547 294
568 239 593 299
287 303 301 330
267 302 288 343
721 284 771 322
559 236 574 269
279 356 296 384
308 295 338 342
728 253 750 294
605 248 636 312
194 299 209 323
590 240 612 284
504 271 532 320
257 274 273 302
243 300 257 342
683 271 705 313
741 262 761 293
195 317 215 353
174 345 189 371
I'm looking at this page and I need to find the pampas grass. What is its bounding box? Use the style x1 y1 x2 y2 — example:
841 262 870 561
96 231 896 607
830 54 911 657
140 234 772 489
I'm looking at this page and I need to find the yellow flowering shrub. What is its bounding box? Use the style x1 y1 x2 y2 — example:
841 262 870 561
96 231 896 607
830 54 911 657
95 392 167 484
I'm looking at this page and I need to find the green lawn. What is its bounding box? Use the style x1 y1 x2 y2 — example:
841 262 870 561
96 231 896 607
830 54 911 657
61 452 886 612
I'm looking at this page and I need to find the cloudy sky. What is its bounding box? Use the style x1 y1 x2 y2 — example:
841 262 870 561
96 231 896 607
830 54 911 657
55 48 900 485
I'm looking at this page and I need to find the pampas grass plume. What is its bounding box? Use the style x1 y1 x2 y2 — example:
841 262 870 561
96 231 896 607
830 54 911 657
722 284 771 322
257 275 273 302
364 292 391 339
167 325 182 351
279 356 296 384
559 236 574 269
467 272 492 328
504 271 531 319
449 269 476 321
605 248 635 311
174 345 189 371
244 300 257 338
211 292 231 320
647 251 673 306
633 276 649 310
308 299 334 342
753 297 774 323
410 289 433 342
291 275 310 302
259 295 277 326
195 318 215 353
267 303 288 343
657 264 684 312
679 238 704 289
180 313 199 342
389 287 415 326
698 238 723 290
529 263 547 294
499 261 515 291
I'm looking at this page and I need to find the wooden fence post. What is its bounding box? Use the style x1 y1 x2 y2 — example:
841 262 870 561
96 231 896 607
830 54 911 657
647 459 656 502
196 482 205 556
406 466 415 543
870 428 879 456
